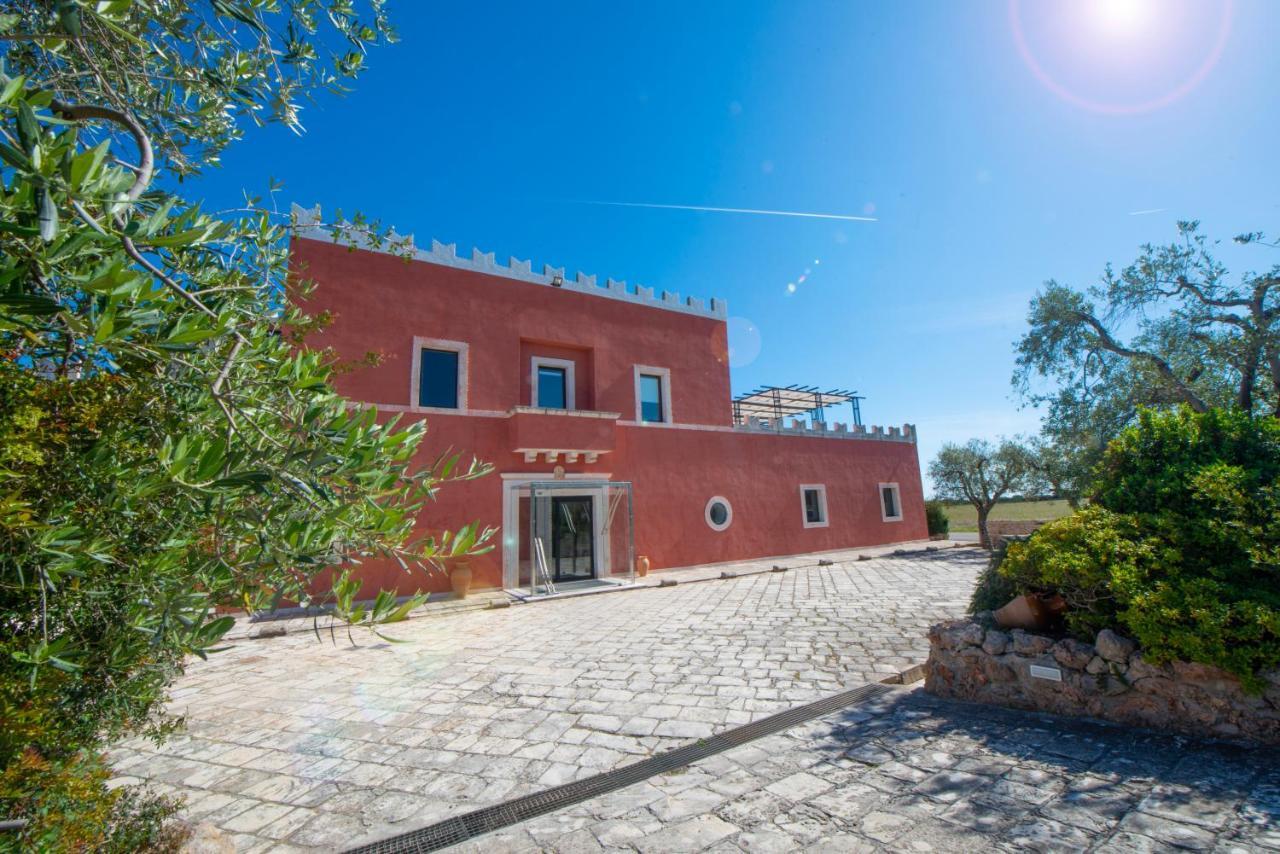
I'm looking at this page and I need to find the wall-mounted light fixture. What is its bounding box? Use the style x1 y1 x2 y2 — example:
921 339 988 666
550 274 564 287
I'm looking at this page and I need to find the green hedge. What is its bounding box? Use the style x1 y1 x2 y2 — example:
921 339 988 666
924 500 950 537
996 408 1280 689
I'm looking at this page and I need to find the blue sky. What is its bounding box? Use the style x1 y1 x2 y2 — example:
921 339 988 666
198 0 1279 493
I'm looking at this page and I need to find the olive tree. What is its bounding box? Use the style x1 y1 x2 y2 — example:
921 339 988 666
0 2 492 847
929 439 1033 549
1013 222 1280 501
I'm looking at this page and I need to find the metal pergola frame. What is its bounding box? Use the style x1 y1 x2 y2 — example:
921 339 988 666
731 384 864 426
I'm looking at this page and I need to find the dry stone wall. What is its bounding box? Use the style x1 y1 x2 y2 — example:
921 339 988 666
925 617 1280 744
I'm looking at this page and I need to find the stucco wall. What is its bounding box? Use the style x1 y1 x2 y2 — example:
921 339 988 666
294 238 733 425
292 236 927 597
336 410 927 596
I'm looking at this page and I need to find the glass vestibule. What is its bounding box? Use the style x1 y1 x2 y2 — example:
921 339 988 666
521 481 634 596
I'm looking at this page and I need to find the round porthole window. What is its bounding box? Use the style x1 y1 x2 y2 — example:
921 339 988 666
705 496 733 532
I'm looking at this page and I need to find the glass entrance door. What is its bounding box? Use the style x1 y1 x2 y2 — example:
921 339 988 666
551 496 595 581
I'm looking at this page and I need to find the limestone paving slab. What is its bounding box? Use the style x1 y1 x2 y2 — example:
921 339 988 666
520 690 1280 853
108 548 984 851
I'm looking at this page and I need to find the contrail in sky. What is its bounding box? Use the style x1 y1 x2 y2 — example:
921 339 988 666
576 200 878 222
1128 208 1167 216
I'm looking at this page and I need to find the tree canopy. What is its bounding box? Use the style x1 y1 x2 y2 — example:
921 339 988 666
928 438 1033 548
1014 221 1280 503
0 2 490 847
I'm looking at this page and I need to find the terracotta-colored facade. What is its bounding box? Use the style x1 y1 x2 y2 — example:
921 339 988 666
294 219 927 596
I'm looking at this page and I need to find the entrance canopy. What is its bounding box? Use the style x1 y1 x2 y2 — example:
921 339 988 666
517 480 634 597
731 385 864 426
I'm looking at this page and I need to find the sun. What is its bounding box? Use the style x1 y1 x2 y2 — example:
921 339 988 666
1086 0 1156 38
1009 0 1234 114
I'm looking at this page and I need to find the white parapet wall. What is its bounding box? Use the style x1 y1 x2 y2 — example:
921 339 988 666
291 203 728 321
734 418 917 444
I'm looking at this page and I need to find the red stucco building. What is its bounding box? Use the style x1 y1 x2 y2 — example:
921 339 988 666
293 205 927 596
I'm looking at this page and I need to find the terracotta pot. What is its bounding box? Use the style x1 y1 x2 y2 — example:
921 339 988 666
449 561 472 599
636 555 650 578
994 593 1062 631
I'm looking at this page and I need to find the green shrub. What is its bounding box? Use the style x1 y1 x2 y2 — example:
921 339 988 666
999 507 1156 639
0 674 185 852
967 538 1019 615
1096 408 1280 687
924 501 950 537
1000 407 1280 689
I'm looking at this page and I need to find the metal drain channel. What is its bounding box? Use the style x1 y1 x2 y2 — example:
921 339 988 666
345 682 893 853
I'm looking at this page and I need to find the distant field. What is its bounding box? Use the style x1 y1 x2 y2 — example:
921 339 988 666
941 499 1075 533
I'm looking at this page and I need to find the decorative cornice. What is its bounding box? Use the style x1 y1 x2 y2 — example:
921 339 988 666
291 203 728 320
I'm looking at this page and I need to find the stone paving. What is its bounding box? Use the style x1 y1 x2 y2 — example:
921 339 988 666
500 689 1280 853
108 546 984 852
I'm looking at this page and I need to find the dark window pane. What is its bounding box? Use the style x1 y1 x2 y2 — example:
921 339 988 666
804 489 823 523
709 501 729 526
418 348 459 408
537 366 567 408
640 374 664 422
882 487 898 518
537 366 566 408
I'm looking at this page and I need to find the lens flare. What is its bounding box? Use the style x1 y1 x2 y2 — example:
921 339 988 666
727 316 762 368
1009 0 1233 115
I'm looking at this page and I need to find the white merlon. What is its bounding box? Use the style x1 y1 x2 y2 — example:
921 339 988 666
290 203 727 319
732 417 916 444
430 239 457 264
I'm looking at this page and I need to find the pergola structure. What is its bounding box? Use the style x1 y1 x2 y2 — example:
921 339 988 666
731 384 864 427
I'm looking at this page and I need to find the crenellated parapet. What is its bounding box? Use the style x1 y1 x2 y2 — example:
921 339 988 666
735 418 917 444
291 203 728 320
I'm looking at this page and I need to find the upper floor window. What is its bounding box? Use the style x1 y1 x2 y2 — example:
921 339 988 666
531 357 576 410
635 366 671 423
800 484 828 528
412 337 468 410
880 483 902 522
538 366 566 408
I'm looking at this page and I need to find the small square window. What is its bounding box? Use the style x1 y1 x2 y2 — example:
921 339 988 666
800 484 828 528
880 483 902 522
418 348 459 409
531 357 576 410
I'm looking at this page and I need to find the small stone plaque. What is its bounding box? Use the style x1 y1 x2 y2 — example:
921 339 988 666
1029 664 1063 682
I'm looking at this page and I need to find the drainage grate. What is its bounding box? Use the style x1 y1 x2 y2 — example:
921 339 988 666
344 682 893 853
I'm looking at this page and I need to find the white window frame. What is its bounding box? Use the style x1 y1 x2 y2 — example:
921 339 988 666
800 484 829 529
530 356 576 410
410 336 469 413
879 482 903 522
704 496 733 532
634 365 672 424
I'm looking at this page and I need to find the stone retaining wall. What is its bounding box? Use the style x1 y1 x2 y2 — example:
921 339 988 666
925 618 1280 744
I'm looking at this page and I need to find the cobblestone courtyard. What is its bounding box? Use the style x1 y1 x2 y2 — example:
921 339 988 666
506 690 1280 853
109 547 1280 852
109 547 983 851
